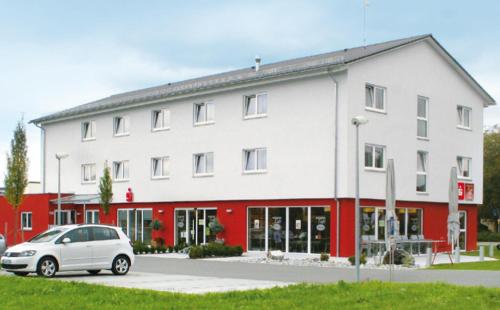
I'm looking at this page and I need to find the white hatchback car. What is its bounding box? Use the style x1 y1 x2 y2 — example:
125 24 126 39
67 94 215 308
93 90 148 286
0 224 135 278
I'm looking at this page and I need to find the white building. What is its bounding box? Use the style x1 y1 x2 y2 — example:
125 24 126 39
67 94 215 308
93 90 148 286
31 34 495 256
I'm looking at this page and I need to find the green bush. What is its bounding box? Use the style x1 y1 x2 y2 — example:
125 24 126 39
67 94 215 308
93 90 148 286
348 254 367 265
320 253 330 262
478 231 500 242
167 246 173 253
188 243 244 259
133 241 146 254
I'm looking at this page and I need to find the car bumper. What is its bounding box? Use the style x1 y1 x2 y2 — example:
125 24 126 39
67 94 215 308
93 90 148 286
1 256 37 272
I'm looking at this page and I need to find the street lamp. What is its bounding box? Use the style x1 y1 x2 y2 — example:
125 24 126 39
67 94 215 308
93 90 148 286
352 115 368 282
55 153 69 226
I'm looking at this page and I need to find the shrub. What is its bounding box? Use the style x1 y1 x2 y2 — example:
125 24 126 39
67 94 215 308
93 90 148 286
154 237 165 247
188 243 243 259
383 249 414 266
208 218 224 235
320 253 330 262
348 254 367 265
189 245 204 259
167 246 173 253
478 231 500 242
133 241 146 254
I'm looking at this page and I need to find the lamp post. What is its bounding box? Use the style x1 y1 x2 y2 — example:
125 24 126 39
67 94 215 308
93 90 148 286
55 153 69 226
351 115 368 282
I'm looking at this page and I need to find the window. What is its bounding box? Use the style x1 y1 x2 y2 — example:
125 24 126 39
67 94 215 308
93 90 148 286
81 120 96 140
113 160 130 181
21 212 32 231
417 96 428 138
194 102 214 125
91 227 119 241
152 157 170 178
58 228 91 243
152 109 170 131
364 144 385 169
362 207 423 241
193 153 214 176
243 148 267 173
416 151 428 193
365 84 386 112
85 210 99 224
457 106 471 129
81 164 96 183
113 116 130 136
244 93 267 118
457 156 471 179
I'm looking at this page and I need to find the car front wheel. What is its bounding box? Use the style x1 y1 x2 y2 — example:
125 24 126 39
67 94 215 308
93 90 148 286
111 256 130 275
37 257 57 278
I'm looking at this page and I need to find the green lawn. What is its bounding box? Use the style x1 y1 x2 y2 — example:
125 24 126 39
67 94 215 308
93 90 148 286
430 246 500 271
0 276 498 309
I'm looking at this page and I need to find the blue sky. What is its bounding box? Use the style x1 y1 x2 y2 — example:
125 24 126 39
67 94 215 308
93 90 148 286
0 0 499 182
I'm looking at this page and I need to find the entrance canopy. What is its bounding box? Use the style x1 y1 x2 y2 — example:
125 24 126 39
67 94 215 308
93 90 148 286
50 194 100 205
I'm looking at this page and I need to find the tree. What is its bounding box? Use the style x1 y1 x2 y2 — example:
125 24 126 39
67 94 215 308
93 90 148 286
482 128 500 231
4 120 28 244
99 162 113 215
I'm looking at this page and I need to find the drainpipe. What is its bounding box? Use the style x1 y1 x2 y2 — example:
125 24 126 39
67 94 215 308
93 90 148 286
33 123 46 193
328 71 340 257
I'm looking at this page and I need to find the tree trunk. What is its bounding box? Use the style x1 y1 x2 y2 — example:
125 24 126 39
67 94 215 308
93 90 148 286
13 207 18 245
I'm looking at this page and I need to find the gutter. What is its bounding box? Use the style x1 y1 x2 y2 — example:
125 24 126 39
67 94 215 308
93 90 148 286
33 123 46 193
328 70 341 257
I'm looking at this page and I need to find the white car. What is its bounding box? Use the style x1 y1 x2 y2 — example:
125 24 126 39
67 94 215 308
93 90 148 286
0 224 135 278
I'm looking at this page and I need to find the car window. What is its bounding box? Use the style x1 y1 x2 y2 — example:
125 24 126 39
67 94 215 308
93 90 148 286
30 229 67 243
91 227 120 241
58 228 91 243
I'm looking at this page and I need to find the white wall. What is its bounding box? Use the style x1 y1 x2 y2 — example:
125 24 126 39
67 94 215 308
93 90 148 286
43 75 338 203
343 40 486 204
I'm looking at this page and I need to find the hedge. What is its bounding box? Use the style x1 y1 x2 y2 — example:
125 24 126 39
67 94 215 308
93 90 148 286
189 243 243 259
477 231 500 242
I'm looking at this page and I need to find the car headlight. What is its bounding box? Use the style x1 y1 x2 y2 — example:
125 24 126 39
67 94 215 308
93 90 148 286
20 250 37 257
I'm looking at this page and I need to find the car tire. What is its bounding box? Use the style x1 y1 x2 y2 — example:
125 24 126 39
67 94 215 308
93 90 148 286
87 270 101 275
36 257 57 278
111 255 130 276
13 272 29 276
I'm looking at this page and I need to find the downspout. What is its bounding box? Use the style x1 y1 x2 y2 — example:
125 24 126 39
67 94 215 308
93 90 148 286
33 123 46 193
328 71 340 257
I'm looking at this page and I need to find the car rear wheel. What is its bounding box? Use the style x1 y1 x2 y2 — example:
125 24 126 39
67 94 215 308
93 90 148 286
37 257 57 278
111 255 130 275
13 272 29 276
87 270 101 275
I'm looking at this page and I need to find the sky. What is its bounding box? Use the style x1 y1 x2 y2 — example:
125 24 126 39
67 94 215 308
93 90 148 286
0 0 499 183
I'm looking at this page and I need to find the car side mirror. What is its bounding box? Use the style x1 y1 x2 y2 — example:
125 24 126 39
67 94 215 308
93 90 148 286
62 237 71 244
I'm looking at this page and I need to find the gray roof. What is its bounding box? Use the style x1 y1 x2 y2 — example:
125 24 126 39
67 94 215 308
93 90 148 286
30 34 494 124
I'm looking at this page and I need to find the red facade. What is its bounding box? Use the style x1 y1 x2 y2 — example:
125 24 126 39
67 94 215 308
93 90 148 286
0 194 477 256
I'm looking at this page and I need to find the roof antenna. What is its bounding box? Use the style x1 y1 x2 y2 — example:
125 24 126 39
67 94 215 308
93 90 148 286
363 0 370 47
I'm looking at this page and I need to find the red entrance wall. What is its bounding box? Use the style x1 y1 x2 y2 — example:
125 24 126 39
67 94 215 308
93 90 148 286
0 194 56 246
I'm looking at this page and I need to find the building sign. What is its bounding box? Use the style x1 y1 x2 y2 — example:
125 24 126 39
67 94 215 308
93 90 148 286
465 183 474 201
458 182 465 200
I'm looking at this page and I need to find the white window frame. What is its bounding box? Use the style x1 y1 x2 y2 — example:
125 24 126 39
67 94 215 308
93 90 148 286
416 151 428 193
81 163 97 184
21 212 32 231
151 156 170 179
364 144 385 171
193 152 214 177
85 210 100 224
243 148 267 174
113 160 130 181
113 116 130 136
417 96 429 139
365 84 386 113
193 102 215 126
243 92 268 119
81 120 96 141
151 109 170 131
457 105 472 130
457 156 472 179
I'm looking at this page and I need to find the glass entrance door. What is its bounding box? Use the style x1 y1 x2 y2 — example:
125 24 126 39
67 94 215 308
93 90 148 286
459 211 467 251
175 208 217 246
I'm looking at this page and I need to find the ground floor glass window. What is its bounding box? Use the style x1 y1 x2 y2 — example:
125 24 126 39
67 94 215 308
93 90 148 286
248 208 265 251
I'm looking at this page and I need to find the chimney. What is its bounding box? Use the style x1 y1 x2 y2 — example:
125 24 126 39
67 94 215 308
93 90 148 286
255 55 261 72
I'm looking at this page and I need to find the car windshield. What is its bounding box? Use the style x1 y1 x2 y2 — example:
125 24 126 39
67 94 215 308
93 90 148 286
29 228 68 243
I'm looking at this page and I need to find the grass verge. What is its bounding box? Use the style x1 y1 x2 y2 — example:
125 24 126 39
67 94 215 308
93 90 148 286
430 260 500 271
0 275 498 309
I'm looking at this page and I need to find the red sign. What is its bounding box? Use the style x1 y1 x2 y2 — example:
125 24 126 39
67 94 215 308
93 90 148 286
458 182 465 200
465 183 474 201
126 188 134 202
